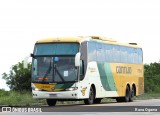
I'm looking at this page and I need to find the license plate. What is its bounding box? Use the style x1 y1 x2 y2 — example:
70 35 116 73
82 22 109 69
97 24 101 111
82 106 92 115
49 94 57 97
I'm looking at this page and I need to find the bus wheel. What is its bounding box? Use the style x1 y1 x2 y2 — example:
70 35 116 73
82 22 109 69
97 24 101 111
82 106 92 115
46 99 57 106
84 86 95 105
94 98 102 104
123 86 130 102
129 87 135 102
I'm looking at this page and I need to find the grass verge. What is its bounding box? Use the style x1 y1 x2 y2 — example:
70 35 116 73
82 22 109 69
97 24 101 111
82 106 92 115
0 90 46 106
0 90 160 106
135 93 160 100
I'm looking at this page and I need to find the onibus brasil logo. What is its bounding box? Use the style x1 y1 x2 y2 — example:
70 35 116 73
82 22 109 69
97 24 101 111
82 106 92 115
2 107 42 112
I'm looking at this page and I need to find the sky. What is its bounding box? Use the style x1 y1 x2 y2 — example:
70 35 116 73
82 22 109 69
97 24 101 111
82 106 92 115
0 0 160 90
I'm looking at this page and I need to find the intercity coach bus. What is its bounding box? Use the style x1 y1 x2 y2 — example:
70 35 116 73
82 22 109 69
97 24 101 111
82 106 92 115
24 36 144 106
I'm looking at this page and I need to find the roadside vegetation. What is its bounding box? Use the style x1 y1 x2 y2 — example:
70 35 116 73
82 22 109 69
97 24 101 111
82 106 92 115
0 89 46 106
136 93 160 100
0 89 159 106
0 61 160 106
144 62 160 93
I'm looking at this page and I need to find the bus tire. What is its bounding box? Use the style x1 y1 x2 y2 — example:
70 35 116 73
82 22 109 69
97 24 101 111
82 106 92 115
46 99 57 106
123 86 130 102
84 86 95 105
129 87 135 102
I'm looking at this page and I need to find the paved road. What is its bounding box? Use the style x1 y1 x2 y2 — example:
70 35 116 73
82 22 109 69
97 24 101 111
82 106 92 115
41 99 160 112
1 99 160 114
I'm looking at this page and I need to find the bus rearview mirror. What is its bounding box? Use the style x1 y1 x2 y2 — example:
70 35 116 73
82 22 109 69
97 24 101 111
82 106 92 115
75 52 81 67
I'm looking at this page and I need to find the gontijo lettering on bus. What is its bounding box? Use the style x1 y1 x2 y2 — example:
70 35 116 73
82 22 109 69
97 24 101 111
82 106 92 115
116 66 132 74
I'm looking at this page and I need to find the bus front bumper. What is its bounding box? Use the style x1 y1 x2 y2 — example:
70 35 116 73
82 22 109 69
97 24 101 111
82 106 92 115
32 90 80 99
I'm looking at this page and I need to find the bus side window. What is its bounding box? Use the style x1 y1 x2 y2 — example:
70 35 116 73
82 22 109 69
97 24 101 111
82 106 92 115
105 44 113 62
127 47 133 63
134 48 138 64
138 48 143 63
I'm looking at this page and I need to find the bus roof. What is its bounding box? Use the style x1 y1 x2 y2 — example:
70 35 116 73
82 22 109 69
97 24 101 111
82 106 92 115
36 37 85 43
36 36 141 48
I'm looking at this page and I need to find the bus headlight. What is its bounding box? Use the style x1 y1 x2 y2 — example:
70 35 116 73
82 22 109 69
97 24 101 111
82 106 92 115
65 87 78 91
32 87 42 91
31 83 42 91
32 86 42 91
35 88 42 91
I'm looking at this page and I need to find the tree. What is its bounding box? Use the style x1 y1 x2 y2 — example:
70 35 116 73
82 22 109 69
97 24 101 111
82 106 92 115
144 62 160 93
2 61 31 91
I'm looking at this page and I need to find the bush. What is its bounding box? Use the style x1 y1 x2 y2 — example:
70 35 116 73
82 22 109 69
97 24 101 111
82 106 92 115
0 89 10 97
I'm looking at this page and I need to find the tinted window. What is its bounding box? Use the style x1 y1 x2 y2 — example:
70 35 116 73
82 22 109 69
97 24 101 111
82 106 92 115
34 43 79 55
88 42 97 61
137 48 143 63
96 43 105 62
105 44 113 62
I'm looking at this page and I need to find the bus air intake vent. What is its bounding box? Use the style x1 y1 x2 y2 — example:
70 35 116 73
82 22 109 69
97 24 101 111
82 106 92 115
90 36 117 42
129 43 137 45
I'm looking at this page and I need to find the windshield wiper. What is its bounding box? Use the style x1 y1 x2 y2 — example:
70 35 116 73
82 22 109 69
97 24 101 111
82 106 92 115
55 66 65 82
43 60 52 79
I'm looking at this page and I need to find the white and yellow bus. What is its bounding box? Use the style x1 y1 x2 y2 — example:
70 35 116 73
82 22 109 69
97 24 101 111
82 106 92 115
28 36 144 106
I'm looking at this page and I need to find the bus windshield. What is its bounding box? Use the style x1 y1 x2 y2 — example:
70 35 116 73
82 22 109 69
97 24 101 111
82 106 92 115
32 43 79 83
32 56 78 83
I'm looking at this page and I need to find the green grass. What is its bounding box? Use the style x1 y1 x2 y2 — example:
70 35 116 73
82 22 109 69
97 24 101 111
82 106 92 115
0 90 46 106
135 93 160 100
0 89 160 106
